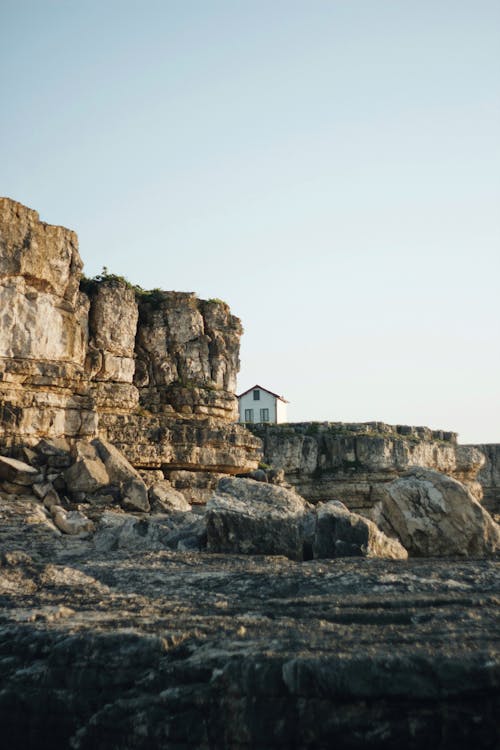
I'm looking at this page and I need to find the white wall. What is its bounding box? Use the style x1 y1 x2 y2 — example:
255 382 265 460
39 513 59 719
238 387 287 423
276 398 287 423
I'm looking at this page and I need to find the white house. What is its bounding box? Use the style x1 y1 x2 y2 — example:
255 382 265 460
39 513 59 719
237 385 288 424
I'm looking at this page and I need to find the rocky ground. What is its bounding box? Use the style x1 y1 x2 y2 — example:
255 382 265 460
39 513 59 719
1 494 499 749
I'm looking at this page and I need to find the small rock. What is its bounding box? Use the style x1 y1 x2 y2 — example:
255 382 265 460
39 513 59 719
42 487 61 510
32 482 53 500
121 478 150 512
51 506 95 536
0 456 41 486
149 481 191 512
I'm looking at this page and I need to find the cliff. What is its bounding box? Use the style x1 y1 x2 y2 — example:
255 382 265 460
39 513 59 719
249 421 486 515
470 444 500 520
0 198 260 477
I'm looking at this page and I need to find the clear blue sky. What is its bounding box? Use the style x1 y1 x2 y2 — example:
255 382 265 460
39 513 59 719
2 1 499 443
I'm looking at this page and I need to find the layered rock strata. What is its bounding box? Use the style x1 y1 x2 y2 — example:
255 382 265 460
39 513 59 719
249 422 486 514
469 444 500 520
0 198 260 477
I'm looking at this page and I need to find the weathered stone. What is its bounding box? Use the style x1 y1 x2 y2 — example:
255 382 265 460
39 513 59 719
91 437 142 485
148 481 191 512
121 478 150 512
0 199 260 478
138 469 165 487
51 506 95 535
134 292 241 420
32 438 72 468
32 482 52 500
64 455 110 495
313 501 408 560
0 492 498 750
249 422 486 514
92 510 205 552
0 197 82 302
207 477 309 560
471 443 500 520
42 487 61 510
371 468 500 558
0 455 41 486
167 469 227 505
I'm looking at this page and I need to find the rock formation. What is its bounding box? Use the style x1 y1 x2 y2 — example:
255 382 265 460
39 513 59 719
206 477 407 561
1 198 500 748
469 443 500 521
249 422 486 513
371 468 500 557
0 198 260 486
0 490 498 749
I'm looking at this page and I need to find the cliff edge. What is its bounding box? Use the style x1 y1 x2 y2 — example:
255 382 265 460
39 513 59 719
0 198 260 479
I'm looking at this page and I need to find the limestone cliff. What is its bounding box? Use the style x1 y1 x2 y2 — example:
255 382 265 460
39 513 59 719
470 444 500 520
249 421 486 515
0 198 260 475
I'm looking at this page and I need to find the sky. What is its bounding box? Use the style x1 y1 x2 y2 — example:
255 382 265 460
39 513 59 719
1 1 499 443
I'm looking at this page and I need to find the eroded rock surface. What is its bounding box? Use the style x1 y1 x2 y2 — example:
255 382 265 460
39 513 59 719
471 443 500 521
0 491 498 750
314 500 408 560
0 198 260 478
207 478 408 561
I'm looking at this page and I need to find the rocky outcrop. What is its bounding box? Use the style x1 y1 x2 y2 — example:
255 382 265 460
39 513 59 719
313 500 408 560
250 422 485 514
371 468 500 558
206 477 408 561
0 198 260 478
0 490 498 749
207 477 310 560
470 444 500 520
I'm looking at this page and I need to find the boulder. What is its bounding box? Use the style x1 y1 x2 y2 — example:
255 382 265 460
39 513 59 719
121 478 150 512
371 468 500 558
91 437 142 485
64 453 110 495
206 477 310 561
313 501 407 560
0 456 41 486
149 481 192 512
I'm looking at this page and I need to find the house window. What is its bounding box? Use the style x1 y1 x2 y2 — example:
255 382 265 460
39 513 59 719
244 408 254 423
260 408 269 422
253 389 260 400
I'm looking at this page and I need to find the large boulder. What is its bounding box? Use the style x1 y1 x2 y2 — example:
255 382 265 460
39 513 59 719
207 477 309 561
313 501 407 560
63 449 110 495
371 468 500 558
91 438 142 485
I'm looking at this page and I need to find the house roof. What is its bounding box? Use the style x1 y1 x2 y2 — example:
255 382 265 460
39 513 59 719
237 384 289 403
